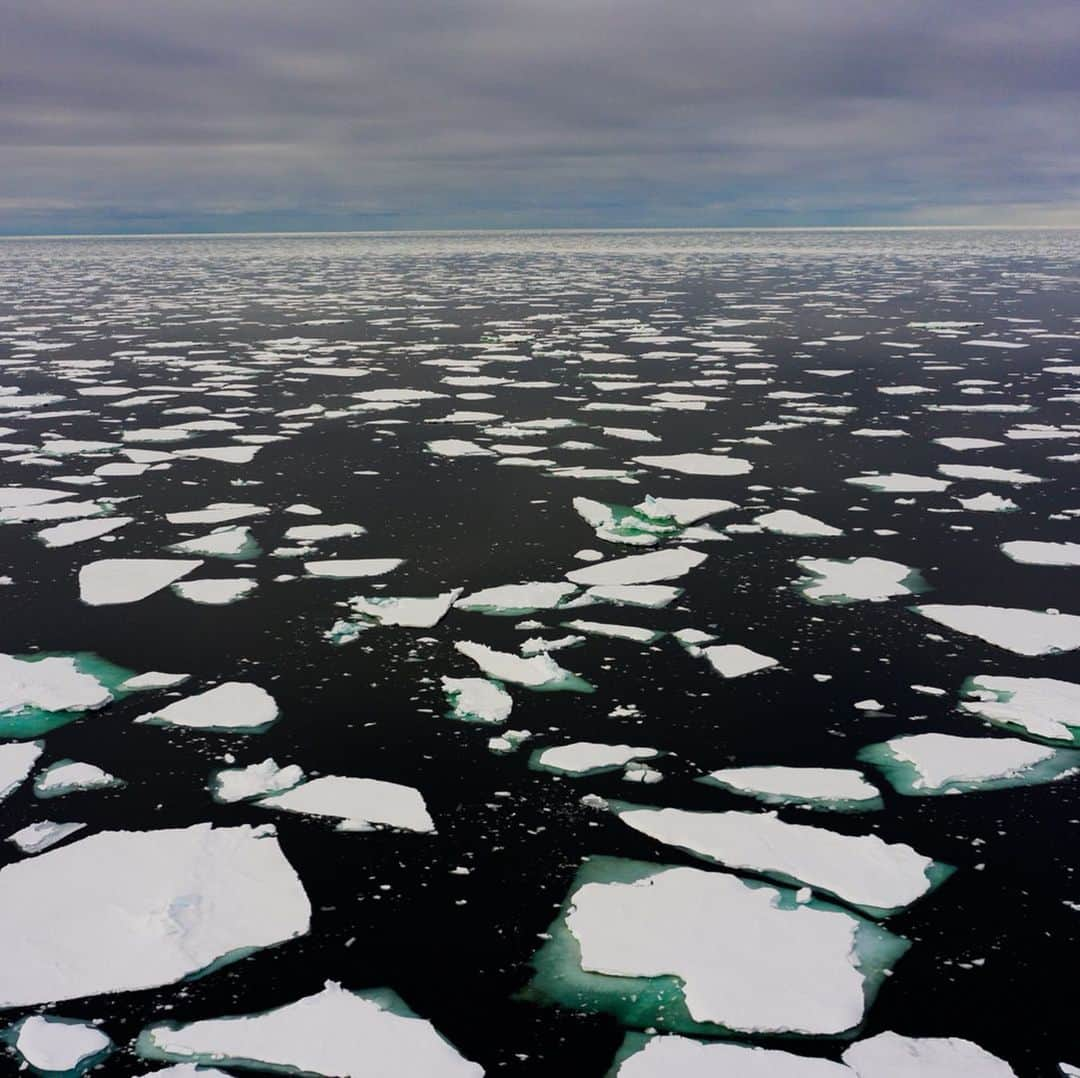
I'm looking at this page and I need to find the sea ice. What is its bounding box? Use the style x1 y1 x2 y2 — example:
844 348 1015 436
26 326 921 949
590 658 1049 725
79 559 203 605
454 582 577 614
136 980 482 1077
913 604 1080 656
135 682 279 732
304 558 403 579
699 766 882 812
454 642 590 691
613 804 946 915
841 1031 1017 1076
701 644 778 678
34 759 123 798
796 557 924 603
960 675 1080 745
7 820 86 855
633 453 752 476
1001 541 1080 567
256 776 435 833
566 547 706 586
0 824 310 1006
755 510 843 537
442 677 513 723
0 741 44 801
531 742 659 776
12 1015 111 1073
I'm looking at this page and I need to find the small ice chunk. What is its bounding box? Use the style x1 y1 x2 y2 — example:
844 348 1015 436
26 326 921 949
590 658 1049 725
256 776 435 833
136 980 481 1077
119 671 189 690
135 682 279 732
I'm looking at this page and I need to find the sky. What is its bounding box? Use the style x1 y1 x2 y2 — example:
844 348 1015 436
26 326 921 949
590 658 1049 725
2 0 1079 234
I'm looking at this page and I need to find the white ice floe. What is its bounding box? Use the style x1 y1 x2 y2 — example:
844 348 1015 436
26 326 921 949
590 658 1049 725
702 644 778 678
173 578 257 604
0 487 69 509
13 1015 111 1072
166 503 269 525
0 741 44 801
580 584 682 608
755 510 843 537
635 495 738 523
7 820 86 855
79 559 203 605
796 557 921 603
957 493 1018 512
845 474 950 494
455 582 577 614
566 547 706 586
211 758 305 803
347 589 462 628
169 526 258 558
284 523 365 541
454 642 587 691
560 860 901 1034
135 682 279 732
561 620 662 644
700 766 881 811
0 653 115 722
34 759 123 798
119 671 189 690
442 677 513 723
427 439 496 457
934 438 1004 451
938 464 1043 485
532 742 658 776
614 805 942 914
1001 541 1080 567
842 1031 1017 1077
0 824 310 1006
257 776 435 833
860 732 1077 795
136 980 482 1077
304 558 403 579
633 453 752 476
914 604 1080 656
613 1035 852 1076
961 675 1080 744
179 446 261 464
36 516 132 547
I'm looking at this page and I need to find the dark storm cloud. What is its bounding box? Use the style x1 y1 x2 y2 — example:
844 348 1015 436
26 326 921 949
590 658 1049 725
2 0 1078 231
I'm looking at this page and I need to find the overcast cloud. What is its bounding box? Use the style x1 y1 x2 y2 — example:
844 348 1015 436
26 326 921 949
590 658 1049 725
2 0 1078 232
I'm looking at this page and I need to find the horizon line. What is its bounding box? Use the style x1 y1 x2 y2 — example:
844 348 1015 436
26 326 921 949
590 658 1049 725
2 223 1080 240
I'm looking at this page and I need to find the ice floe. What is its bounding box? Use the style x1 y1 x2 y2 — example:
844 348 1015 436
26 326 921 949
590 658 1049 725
701 644 778 678
530 742 659 776
79 559 203 605
0 824 310 1006
256 776 435 833
10 1015 111 1073
34 759 123 798
454 642 590 691
566 547 706 586
960 675 1080 745
796 557 925 603
699 766 882 812
210 758 305 803
913 604 1080 656
135 682 279 732
7 819 86 855
136 980 482 1076
442 677 513 723
0 741 43 801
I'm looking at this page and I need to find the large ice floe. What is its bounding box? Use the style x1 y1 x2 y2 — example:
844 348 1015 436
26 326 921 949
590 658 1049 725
524 857 907 1036
0 741 43 801
699 766 883 812
0 824 309 1006
632 452 752 476
912 604 1080 656
8 1015 112 1073
609 1031 1017 1076
959 675 1080 745
454 582 577 615
859 733 1080 795
796 557 926 603
572 495 736 546
33 759 123 798
1000 540 1080 566
454 642 591 691
256 776 435 832
755 509 844 537
0 652 133 738
78 559 203 605
135 682 279 732
530 742 659 777
135 980 483 1076
441 676 514 723
566 547 706 586
610 803 949 915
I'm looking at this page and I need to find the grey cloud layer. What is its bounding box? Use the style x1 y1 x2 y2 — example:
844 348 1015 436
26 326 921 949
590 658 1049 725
3 0 1078 230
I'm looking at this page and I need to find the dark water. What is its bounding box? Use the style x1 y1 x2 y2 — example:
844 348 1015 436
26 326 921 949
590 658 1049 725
0 229 1077 1075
